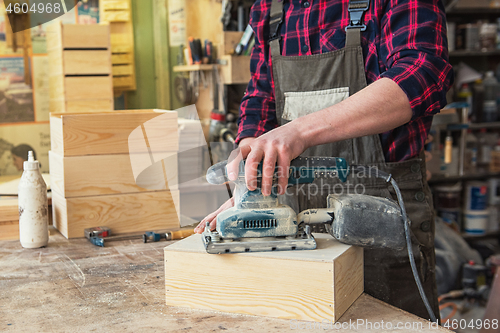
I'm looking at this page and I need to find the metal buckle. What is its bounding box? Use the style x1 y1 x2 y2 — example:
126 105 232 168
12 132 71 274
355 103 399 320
345 0 369 31
269 16 282 41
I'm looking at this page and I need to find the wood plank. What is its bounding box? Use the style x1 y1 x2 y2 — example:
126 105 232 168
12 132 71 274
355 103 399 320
165 234 363 322
48 48 63 76
46 21 62 51
102 10 131 22
110 34 131 46
102 0 130 10
61 24 110 49
0 220 18 241
52 190 180 238
49 151 178 197
113 76 135 88
50 110 178 156
111 44 133 53
111 53 133 64
64 76 113 101
65 99 114 113
0 200 19 222
49 75 64 101
112 64 134 76
63 50 112 75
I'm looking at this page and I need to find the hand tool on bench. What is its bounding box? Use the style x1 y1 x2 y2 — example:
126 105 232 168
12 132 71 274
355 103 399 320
84 227 194 247
202 156 438 322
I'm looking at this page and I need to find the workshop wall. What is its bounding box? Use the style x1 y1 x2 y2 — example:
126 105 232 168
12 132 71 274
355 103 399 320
0 2 82 176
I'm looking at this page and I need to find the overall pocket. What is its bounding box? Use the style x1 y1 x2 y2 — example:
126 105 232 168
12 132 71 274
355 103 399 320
282 87 349 121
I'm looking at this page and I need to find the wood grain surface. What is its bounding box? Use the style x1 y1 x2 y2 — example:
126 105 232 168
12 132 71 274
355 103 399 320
0 233 452 332
165 234 363 322
50 111 178 156
63 50 112 75
52 190 179 238
49 151 178 197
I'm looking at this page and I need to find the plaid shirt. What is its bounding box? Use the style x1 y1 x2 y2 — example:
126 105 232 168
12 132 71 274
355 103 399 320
236 0 454 162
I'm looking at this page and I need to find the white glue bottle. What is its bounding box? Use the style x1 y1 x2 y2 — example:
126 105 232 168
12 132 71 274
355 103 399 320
18 151 48 248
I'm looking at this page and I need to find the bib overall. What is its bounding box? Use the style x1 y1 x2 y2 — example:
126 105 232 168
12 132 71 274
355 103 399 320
268 0 439 319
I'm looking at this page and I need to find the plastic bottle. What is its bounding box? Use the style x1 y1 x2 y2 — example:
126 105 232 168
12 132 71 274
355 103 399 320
477 129 492 173
482 71 499 122
18 151 48 248
466 130 478 173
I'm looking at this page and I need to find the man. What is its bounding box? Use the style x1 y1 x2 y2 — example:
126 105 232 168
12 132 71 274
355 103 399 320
195 0 453 319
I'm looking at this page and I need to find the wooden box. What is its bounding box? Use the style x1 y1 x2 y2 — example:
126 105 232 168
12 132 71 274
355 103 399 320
220 31 244 55
0 200 20 241
49 151 178 198
219 55 251 84
50 110 178 157
49 110 180 239
52 190 180 238
165 234 363 322
47 22 114 113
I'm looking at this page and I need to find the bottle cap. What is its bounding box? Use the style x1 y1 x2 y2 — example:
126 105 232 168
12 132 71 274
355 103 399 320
23 151 39 171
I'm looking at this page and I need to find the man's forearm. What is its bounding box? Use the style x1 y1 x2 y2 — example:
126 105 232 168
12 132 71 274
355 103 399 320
296 78 413 149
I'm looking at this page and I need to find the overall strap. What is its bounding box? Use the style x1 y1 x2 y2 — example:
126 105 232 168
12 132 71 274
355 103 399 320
269 0 284 57
345 0 370 47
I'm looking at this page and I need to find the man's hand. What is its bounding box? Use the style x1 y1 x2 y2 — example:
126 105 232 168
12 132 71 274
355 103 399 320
194 197 234 234
227 122 308 196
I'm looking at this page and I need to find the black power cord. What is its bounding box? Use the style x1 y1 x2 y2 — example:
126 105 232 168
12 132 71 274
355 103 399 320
352 165 438 323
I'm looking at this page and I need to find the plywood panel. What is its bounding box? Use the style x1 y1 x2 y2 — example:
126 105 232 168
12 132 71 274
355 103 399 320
49 151 178 197
50 110 178 156
52 190 180 238
165 234 363 322
64 76 113 101
63 50 112 75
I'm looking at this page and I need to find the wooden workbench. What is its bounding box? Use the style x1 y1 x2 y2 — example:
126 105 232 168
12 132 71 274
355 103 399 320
0 232 451 332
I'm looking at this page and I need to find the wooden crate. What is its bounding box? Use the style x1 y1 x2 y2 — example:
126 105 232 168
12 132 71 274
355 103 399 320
52 190 180 238
49 151 178 197
100 0 136 92
50 110 178 157
165 234 363 322
49 110 180 239
47 22 114 113
219 55 251 84
46 23 110 50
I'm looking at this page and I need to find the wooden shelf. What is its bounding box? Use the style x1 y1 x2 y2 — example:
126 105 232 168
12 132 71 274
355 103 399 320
462 230 500 241
450 50 500 57
429 172 500 184
447 7 500 14
173 64 217 72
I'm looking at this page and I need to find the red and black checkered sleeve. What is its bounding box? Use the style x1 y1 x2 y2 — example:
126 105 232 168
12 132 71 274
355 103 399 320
236 0 278 144
378 0 454 120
